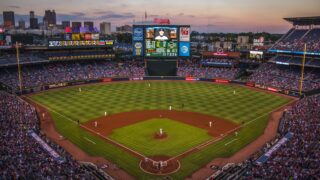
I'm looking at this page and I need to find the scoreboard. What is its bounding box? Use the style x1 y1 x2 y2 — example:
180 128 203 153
133 25 190 58
48 32 113 49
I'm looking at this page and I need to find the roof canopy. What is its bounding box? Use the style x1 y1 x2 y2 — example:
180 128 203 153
284 16 320 26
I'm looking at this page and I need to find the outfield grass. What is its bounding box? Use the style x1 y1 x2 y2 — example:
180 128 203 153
29 81 291 179
109 118 212 156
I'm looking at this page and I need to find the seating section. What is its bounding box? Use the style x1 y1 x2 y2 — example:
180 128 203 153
0 91 111 179
0 60 145 89
272 28 320 53
248 63 320 91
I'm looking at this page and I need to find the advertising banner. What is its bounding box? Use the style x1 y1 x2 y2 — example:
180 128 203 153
133 41 143 56
179 42 190 57
102 78 112 82
255 132 293 165
185 77 199 81
91 33 99 40
180 27 190 41
133 27 144 41
214 79 230 83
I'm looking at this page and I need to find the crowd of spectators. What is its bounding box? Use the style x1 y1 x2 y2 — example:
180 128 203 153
248 63 320 91
208 94 320 179
177 59 240 80
0 60 145 89
242 94 320 179
0 91 98 179
272 28 320 53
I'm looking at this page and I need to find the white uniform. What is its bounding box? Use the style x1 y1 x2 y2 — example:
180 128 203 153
155 36 168 41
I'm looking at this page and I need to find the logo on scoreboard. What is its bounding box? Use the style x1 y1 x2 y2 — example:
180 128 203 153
179 27 190 41
133 41 143 56
179 42 190 56
133 27 143 41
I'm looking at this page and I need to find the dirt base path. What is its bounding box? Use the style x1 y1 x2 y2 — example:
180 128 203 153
23 97 134 180
186 99 297 180
82 110 239 138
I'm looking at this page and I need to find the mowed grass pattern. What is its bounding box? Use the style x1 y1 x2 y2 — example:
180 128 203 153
109 118 212 156
30 81 291 179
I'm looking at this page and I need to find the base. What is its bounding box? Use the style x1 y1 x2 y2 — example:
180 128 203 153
140 156 180 175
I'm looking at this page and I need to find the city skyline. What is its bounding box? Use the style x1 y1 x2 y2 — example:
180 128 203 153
0 0 319 33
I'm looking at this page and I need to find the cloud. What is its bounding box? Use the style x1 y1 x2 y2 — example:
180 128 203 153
57 13 91 21
177 13 195 18
98 12 135 19
148 14 159 18
8 5 20 9
70 12 85 17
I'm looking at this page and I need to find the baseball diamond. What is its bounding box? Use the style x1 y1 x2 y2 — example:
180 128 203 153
27 81 294 179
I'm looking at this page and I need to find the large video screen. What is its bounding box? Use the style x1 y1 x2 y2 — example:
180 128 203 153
145 27 178 57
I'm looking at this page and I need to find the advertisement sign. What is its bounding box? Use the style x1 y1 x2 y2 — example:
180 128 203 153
185 77 199 81
267 87 278 92
253 37 264 46
153 18 170 25
179 42 190 56
256 132 293 165
105 40 114 46
133 41 143 56
48 40 111 48
48 83 68 89
64 33 72 40
72 33 80 40
250 51 263 59
180 27 190 41
246 82 255 87
133 27 143 41
214 79 230 83
102 78 112 82
5 35 11 45
84 33 92 40
91 33 99 40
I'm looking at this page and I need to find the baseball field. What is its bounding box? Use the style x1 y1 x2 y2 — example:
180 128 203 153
28 81 292 179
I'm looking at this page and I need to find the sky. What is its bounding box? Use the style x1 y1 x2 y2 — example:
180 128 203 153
0 0 319 33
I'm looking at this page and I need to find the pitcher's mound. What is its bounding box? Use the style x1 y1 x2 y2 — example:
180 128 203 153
140 156 180 175
154 132 168 140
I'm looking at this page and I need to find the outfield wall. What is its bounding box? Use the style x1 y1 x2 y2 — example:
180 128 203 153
9 76 304 98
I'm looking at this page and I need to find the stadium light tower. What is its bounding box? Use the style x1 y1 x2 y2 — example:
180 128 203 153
15 42 23 94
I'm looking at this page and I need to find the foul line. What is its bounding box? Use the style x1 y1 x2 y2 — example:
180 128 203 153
23 96 152 161
224 138 238 146
24 95 296 164
84 137 96 144
166 99 296 162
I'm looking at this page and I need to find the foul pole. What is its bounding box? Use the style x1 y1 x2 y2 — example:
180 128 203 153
299 43 307 96
16 42 23 94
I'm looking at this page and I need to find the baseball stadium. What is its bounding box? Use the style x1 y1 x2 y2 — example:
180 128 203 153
0 2 320 180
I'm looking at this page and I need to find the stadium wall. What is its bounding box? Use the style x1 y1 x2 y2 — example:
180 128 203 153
13 76 304 98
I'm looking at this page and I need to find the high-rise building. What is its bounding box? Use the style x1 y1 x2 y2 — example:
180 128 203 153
3 11 15 29
84 21 94 31
72 21 82 32
29 11 38 29
62 21 70 28
43 10 56 27
100 22 111 35
18 20 25 29
30 11 35 18
116 25 132 33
